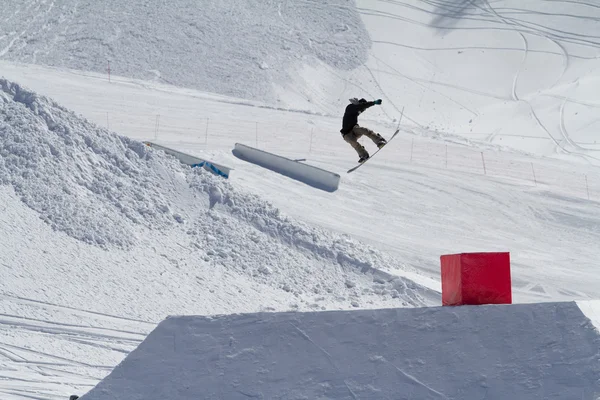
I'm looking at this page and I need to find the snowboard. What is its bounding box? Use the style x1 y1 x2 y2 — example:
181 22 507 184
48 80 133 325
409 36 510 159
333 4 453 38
347 129 400 173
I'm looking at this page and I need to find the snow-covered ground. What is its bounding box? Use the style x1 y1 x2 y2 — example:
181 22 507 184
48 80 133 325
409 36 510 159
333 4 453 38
81 304 600 400
1 0 600 398
2 0 600 160
0 0 370 104
0 78 436 399
3 62 599 304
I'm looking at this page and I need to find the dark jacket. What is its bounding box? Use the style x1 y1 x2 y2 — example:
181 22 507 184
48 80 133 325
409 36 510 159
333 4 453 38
340 101 375 135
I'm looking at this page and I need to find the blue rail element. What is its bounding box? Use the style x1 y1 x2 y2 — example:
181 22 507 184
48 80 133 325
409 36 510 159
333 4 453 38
191 162 229 179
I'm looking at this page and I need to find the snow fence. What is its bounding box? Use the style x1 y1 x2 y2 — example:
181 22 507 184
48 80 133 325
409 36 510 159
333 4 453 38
233 143 340 192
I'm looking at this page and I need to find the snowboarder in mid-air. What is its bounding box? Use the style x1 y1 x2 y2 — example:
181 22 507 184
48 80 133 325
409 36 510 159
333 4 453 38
340 97 387 163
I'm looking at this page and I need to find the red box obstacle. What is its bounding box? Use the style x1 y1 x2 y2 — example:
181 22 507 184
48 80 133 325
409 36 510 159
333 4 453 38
440 252 511 306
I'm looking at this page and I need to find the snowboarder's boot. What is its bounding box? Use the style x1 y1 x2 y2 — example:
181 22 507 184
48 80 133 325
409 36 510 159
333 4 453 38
376 139 387 149
358 155 369 163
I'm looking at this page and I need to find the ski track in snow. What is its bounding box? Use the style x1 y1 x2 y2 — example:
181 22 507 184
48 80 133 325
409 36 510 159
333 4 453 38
483 3 571 89
512 32 527 101
0 0 600 398
480 0 528 102
0 293 152 399
559 97 578 150
557 97 600 159
370 53 478 118
0 303 145 400
0 294 156 326
0 78 439 398
527 101 569 154
548 36 570 88
549 92 600 161
478 0 600 163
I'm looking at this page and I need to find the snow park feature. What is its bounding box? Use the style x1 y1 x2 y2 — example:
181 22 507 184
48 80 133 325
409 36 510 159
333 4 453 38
441 252 512 306
143 141 232 179
2 0 600 399
78 304 600 400
233 143 341 192
0 79 441 399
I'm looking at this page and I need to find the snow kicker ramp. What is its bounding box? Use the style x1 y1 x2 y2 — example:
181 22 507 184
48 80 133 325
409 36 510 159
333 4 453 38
80 302 600 400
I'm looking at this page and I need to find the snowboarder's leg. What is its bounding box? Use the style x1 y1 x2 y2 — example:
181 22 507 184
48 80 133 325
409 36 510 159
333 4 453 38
343 131 369 160
353 125 386 148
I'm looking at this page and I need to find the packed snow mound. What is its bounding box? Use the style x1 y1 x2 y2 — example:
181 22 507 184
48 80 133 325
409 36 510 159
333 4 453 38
0 79 436 309
0 0 369 103
80 302 600 400
185 172 431 306
0 79 183 248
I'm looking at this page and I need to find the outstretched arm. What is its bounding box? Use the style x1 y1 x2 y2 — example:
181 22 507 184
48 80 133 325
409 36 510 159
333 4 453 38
358 101 375 112
358 99 382 112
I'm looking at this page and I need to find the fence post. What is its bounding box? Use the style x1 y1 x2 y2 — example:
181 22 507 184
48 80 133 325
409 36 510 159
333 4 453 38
106 112 110 130
204 118 209 144
481 152 487 175
531 163 537 185
309 128 314 153
410 138 414 162
585 174 590 200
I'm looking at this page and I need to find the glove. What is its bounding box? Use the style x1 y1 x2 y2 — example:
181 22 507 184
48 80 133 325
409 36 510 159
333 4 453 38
374 99 382 105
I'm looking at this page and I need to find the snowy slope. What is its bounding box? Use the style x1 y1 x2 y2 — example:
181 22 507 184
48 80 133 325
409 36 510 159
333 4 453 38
81 303 600 400
4 63 600 304
0 80 436 399
0 0 369 104
1 0 600 398
1 78 433 308
1 0 599 159
359 0 600 161
2 63 600 400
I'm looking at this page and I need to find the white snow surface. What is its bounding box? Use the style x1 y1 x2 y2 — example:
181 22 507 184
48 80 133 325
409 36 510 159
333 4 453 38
578 300 600 333
1 0 600 159
81 303 600 400
1 0 600 398
4 63 599 305
0 79 435 399
0 78 432 309
0 0 369 103
1 74 600 400
0 79 180 248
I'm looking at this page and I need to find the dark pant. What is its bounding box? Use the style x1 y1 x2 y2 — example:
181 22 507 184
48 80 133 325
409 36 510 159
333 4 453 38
343 125 385 158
